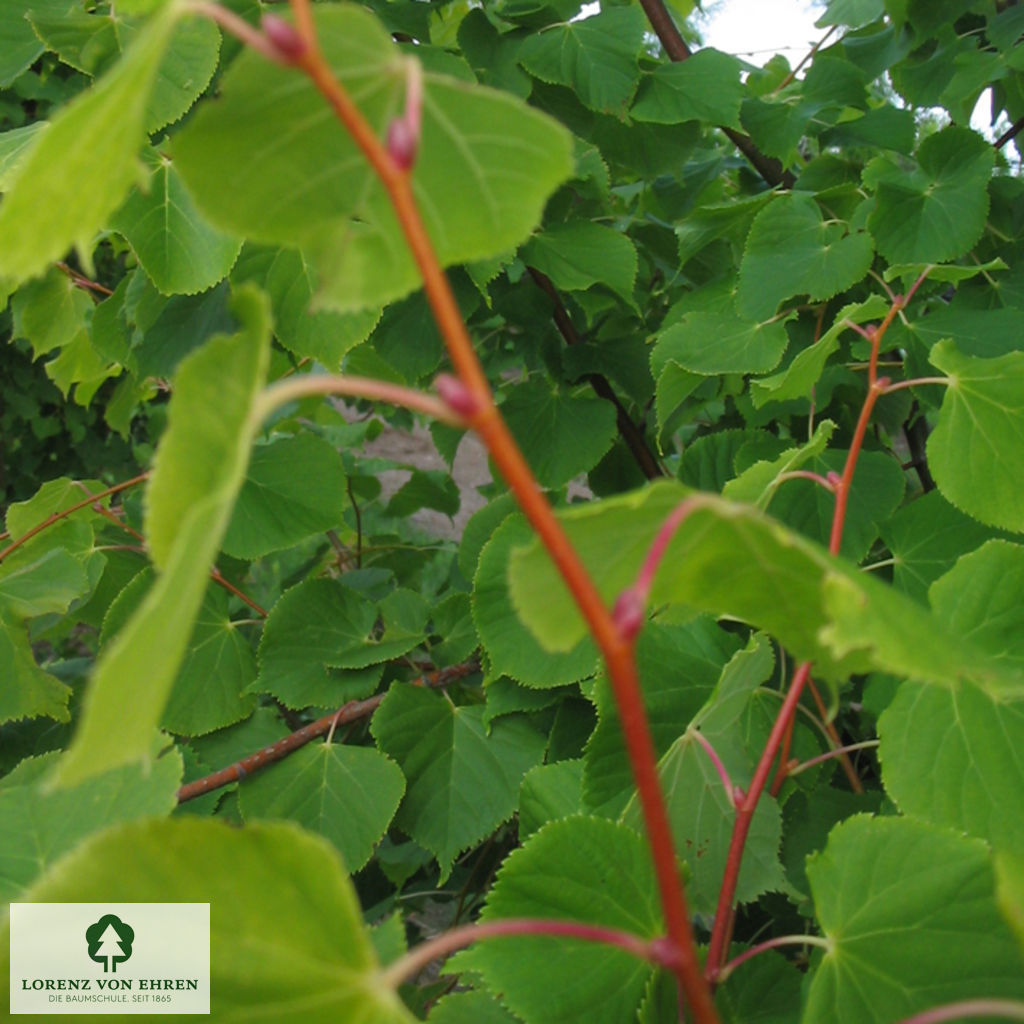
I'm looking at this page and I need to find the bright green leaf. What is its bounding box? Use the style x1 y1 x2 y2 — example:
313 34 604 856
927 340 1024 532
0 3 181 282
0 0 76 85
880 490 1000 603
519 759 584 840
53 286 271 786
0 744 181 902
0 609 71 724
751 295 888 407
804 815 1024 1021
232 245 380 367
462 816 660 1024
173 6 573 312
110 147 242 296
0 819 416 1022
506 481 1022 694
474 515 598 688
371 683 545 880
238 744 405 871
621 637 785 914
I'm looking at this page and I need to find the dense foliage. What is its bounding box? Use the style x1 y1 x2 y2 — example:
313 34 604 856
2 0 1024 1020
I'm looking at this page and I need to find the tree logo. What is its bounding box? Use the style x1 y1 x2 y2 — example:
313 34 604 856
85 914 134 973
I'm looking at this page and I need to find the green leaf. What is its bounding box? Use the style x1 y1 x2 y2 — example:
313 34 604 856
0 0 76 86
751 295 888 408
384 469 460 519
927 340 1024 532
879 679 1024 856
584 619 738 816
880 490 1000 603
0 548 89 617
501 379 617 489
996 852 1024 957
878 541 1024 854
110 146 241 296
722 420 835 510
714 952 804 1024
516 7 646 116
651 313 789 377
506 481 1022 694
238 744 405 871
518 759 584 840
0 609 71 724
371 684 545 880
253 579 389 709
632 49 744 129
223 433 347 560
884 257 1008 284
474 515 598 688
0 123 47 191
52 285 271 787
11 266 93 357
173 6 573 312
621 636 785 914
145 16 221 134
0 744 181 902
462 816 660 1024
0 819 416 1022
522 221 638 308
816 0 885 28
430 990 522 1024
755 449 905 564
804 815 1024 1022
0 3 181 282
232 245 379 367
737 194 874 321
865 126 994 264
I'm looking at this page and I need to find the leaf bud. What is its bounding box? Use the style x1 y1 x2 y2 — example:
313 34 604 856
435 374 481 419
612 586 646 642
262 15 307 64
387 117 418 171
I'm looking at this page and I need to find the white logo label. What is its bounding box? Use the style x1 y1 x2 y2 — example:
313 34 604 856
9 903 210 1015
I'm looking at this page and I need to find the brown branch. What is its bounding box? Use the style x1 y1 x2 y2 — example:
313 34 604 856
995 114 1024 150
527 268 663 480
903 401 935 492
0 473 149 563
176 659 478 803
56 261 114 296
636 0 796 189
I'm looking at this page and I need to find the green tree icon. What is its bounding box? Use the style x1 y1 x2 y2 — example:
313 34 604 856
85 914 134 973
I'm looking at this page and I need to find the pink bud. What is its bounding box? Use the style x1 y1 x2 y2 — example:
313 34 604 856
262 15 307 63
612 587 646 642
435 374 480 419
387 117 418 171
826 471 842 490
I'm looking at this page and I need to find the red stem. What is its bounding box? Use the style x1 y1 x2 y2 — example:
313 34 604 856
379 917 676 990
272 3 717 1017
896 1001 1024 1024
712 932 831 983
706 661 813 975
